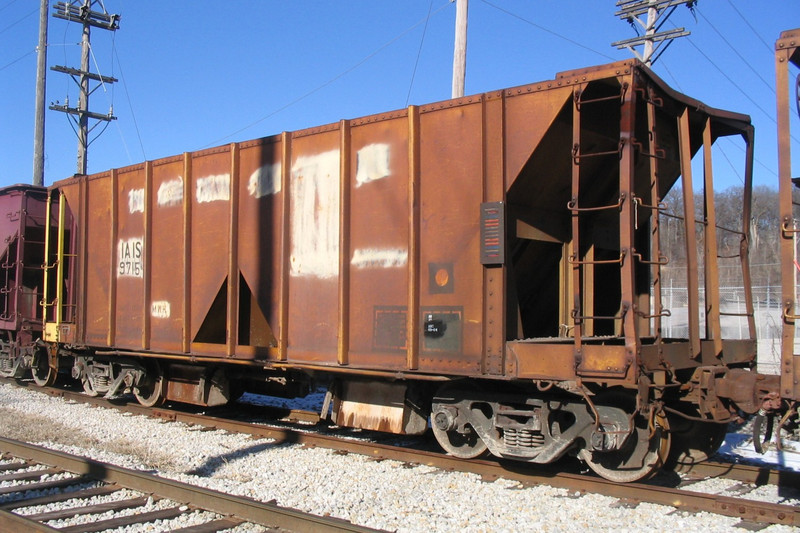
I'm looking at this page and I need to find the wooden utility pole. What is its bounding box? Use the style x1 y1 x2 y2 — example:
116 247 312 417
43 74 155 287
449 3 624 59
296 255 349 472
49 1 119 176
451 0 467 98
611 0 693 66
32 0 49 187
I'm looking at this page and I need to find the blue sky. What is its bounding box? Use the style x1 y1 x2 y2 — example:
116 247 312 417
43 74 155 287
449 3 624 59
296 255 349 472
0 1 798 190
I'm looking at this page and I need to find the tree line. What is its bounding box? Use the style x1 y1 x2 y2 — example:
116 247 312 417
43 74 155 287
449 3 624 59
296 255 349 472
658 185 793 289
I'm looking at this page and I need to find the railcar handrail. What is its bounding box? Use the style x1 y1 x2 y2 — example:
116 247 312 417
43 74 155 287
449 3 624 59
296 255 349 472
630 139 665 159
567 193 626 213
573 81 629 111
567 250 626 266
631 248 669 265
571 139 625 165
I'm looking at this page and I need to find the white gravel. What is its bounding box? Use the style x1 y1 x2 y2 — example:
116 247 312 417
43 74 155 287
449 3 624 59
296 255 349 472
0 382 798 533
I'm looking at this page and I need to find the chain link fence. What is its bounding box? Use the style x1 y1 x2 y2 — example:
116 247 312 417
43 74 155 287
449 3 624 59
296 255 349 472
658 284 788 375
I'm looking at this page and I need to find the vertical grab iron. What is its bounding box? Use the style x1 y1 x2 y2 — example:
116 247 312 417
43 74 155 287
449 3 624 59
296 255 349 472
42 191 67 343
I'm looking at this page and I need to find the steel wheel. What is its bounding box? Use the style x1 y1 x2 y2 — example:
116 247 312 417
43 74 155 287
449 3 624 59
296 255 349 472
134 360 166 407
31 350 56 387
578 393 671 483
431 382 489 459
431 419 489 459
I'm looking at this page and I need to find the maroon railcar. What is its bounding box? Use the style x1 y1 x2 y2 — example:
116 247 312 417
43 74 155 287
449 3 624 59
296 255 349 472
0 185 48 379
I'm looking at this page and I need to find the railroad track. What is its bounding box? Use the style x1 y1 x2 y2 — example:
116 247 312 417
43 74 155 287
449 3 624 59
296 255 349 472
2 377 799 528
0 437 381 532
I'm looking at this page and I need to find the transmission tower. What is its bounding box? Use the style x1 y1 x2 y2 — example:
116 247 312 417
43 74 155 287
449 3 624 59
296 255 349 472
611 0 696 66
49 1 119 176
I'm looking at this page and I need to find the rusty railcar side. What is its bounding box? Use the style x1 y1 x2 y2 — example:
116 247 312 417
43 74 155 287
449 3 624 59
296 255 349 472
38 59 774 480
48 60 755 377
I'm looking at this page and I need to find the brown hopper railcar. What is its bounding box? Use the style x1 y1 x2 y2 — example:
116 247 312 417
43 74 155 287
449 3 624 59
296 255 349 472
2 59 786 481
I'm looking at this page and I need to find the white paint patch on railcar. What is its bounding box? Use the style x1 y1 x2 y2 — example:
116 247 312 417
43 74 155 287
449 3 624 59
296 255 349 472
117 237 144 278
290 150 340 279
351 248 408 269
196 174 230 203
248 163 282 198
151 301 171 318
355 143 391 187
158 177 184 207
128 188 145 213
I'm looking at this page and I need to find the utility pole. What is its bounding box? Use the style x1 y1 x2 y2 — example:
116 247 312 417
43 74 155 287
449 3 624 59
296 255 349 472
49 1 119 176
611 0 695 66
451 0 467 98
32 0 49 187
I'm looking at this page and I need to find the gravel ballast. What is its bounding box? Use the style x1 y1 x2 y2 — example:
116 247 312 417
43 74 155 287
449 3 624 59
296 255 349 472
0 383 798 533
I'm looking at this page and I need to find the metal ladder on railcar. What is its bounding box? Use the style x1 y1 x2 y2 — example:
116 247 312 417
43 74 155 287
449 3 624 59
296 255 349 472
41 191 77 340
568 80 674 374
0 205 48 324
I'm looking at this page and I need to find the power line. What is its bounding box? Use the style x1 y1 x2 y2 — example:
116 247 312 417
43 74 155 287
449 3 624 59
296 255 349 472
657 60 683 91
724 0 772 54
695 7 773 94
0 48 33 71
719 136 778 181
715 138 745 185
680 31 776 126
112 43 146 161
406 0 434 107
0 0 22 14
201 1 452 148
0 7 36 35
480 0 616 61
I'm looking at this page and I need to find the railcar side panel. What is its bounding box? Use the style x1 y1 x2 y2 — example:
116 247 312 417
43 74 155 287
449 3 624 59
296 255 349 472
346 115 410 370
417 102 485 374
80 175 112 347
286 129 341 363
149 156 186 353
114 166 145 350
189 146 234 356
236 138 283 358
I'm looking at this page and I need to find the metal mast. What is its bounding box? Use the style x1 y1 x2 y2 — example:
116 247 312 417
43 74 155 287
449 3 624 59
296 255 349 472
451 0 467 98
49 1 119 176
611 0 695 66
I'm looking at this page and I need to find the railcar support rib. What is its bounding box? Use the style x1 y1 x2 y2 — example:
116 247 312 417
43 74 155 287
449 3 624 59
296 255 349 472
338 120 351 366
702 119 723 358
677 109 701 358
407 106 421 371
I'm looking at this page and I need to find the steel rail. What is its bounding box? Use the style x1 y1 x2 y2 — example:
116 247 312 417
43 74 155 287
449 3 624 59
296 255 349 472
2 377 799 527
675 459 800 487
0 436 382 533
0 508 58 532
